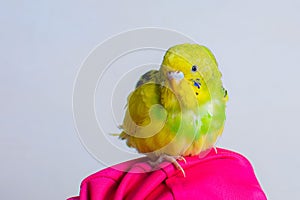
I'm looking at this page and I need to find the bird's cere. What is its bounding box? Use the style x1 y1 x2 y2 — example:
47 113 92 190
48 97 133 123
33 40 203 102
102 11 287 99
167 71 184 81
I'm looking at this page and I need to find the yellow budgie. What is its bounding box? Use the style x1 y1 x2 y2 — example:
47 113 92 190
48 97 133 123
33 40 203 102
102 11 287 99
119 44 228 176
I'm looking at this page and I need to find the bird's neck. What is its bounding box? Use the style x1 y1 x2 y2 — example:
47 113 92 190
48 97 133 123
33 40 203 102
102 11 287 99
160 80 198 112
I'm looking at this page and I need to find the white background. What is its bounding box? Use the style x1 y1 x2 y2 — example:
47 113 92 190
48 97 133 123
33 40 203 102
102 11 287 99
1 1 300 199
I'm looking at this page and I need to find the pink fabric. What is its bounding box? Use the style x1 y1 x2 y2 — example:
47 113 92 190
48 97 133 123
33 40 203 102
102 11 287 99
68 148 267 200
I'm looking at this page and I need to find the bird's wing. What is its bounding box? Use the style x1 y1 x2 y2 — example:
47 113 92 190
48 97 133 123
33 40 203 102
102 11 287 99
120 70 164 140
222 86 228 102
135 70 161 88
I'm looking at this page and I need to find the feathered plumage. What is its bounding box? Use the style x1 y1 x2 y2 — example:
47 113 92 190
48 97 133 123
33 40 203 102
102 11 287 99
119 43 227 167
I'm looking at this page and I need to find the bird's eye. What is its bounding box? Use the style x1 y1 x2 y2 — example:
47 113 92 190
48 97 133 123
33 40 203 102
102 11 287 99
191 65 198 72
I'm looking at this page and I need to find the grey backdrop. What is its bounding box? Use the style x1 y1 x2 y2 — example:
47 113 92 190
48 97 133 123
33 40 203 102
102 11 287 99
1 1 300 199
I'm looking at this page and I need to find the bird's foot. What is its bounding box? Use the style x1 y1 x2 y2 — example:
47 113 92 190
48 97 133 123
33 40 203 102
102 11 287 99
213 146 218 154
148 154 186 177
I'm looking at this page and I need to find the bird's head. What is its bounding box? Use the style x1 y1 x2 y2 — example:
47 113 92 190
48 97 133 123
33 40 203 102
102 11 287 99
160 43 223 106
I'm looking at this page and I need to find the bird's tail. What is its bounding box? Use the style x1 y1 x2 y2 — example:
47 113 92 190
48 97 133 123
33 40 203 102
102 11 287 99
109 125 125 138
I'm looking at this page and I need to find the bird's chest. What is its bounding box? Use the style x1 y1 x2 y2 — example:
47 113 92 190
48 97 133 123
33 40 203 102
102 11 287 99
166 110 202 139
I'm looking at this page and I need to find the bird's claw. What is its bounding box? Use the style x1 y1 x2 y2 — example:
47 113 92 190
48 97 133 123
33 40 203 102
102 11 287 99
148 154 186 177
213 146 218 154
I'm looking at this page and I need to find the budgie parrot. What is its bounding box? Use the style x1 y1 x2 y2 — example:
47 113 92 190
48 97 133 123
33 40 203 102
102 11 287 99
119 43 228 176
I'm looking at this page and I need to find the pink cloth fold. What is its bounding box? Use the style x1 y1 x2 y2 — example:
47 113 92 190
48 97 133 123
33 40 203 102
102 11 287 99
68 148 267 200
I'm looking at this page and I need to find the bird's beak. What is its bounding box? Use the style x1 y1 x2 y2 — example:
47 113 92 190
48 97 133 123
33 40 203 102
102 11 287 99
167 71 184 88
